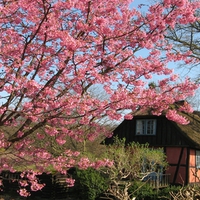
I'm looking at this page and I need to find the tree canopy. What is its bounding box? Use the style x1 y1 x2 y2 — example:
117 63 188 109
0 0 200 196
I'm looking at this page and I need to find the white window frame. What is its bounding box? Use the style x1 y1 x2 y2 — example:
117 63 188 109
136 119 156 135
196 150 200 169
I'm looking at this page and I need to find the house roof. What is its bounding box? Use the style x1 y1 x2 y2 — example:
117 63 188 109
171 111 200 148
132 107 200 148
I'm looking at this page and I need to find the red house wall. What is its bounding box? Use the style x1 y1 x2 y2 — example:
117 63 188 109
189 149 200 183
165 147 187 184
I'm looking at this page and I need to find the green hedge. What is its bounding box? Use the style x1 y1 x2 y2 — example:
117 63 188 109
129 181 181 200
70 167 109 200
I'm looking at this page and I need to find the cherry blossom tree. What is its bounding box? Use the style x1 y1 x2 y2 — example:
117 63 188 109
163 8 200 83
0 0 200 196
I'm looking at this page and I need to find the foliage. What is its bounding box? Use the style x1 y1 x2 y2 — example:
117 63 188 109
100 137 167 200
0 0 200 196
170 184 200 200
70 167 108 200
158 185 182 200
129 180 157 200
129 183 181 200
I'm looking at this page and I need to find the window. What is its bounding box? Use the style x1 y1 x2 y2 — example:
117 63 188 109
196 150 200 169
136 119 156 135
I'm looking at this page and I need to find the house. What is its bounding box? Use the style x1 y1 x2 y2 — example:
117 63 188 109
104 105 200 185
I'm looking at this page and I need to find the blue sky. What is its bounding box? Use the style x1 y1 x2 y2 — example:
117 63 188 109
130 0 199 80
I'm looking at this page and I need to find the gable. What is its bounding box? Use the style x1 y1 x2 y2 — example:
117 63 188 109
105 115 199 148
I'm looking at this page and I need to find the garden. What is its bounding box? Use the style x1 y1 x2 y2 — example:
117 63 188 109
0 0 200 199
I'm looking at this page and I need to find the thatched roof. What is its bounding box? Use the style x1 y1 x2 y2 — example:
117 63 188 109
171 111 200 148
132 106 200 148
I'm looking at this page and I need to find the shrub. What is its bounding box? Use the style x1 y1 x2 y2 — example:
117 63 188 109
101 137 167 200
129 180 157 200
158 185 181 199
129 182 182 200
71 167 108 200
169 184 200 200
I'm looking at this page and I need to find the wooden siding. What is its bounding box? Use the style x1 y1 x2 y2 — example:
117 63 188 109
165 147 188 185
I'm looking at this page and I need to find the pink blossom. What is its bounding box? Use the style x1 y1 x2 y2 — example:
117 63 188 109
0 107 6 114
17 131 24 138
19 180 29 187
26 171 37 181
78 157 92 170
94 160 105 169
30 181 45 191
66 178 75 187
72 151 80 157
87 133 97 141
35 151 51 159
104 159 114 167
104 132 113 138
174 0 186 7
56 137 66 145
178 102 194 113
18 188 30 197
93 159 114 169
166 109 189 125
124 114 133 120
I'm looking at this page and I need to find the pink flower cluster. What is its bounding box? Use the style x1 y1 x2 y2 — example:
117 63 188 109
66 178 75 187
78 157 114 170
18 170 45 196
18 188 31 197
166 109 189 125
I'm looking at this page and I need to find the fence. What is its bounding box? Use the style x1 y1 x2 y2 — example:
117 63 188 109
144 173 170 189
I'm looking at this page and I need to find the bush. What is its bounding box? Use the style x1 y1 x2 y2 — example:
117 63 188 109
158 185 181 199
169 184 200 200
71 167 108 200
129 180 157 200
129 181 182 200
